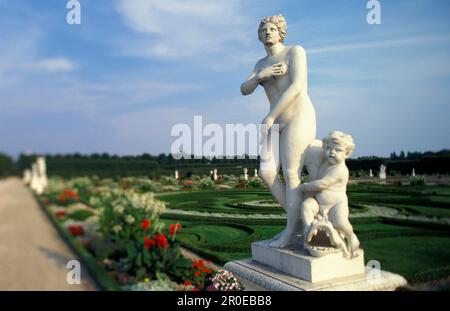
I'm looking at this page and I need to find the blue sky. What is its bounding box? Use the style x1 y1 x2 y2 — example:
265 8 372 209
0 0 449 158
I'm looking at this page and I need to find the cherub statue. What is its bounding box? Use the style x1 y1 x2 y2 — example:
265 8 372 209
299 131 360 258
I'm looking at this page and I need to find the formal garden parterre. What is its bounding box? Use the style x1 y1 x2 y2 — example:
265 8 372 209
36 174 450 290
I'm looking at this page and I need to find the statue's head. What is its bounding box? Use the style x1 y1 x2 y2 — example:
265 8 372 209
322 131 355 165
258 14 287 45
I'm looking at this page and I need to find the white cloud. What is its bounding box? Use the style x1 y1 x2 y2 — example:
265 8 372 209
32 57 77 72
308 34 450 54
115 0 251 59
0 76 204 115
0 28 77 78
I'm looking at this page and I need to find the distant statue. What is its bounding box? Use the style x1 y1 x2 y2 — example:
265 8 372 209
241 14 316 247
299 131 360 258
369 169 373 177
411 168 416 177
22 169 32 185
36 157 48 189
243 168 248 180
379 164 386 179
30 163 45 195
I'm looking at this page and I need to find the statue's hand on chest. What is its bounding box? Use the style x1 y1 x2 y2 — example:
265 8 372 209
258 61 288 82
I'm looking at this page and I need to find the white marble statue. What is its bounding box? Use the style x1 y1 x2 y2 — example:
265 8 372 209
225 14 408 290
213 169 218 181
299 131 360 258
30 163 45 195
30 163 38 192
22 169 32 185
379 164 386 179
243 168 248 180
412 168 416 177
369 169 373 177
175 170 179 179
241 14 316 247
254 168 258 177
37 157 48 189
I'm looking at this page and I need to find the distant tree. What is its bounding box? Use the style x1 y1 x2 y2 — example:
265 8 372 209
0 153 16 177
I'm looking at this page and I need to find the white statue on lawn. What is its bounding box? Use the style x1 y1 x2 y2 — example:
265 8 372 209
226 13 408 291
300 131 360 258
379 164 386 179
37 157 48 189
30 163 45 195
241 14 316 247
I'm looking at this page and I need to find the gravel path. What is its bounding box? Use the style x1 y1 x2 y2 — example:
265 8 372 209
0 177 97 290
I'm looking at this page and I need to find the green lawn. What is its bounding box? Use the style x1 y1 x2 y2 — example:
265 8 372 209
157 190 277 214
158 184 450 218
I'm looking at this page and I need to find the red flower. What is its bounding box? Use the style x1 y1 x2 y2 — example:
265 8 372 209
59 190 79 203
184 281 192 286
192 259 205 269
68 225 84 236
55 211 66 218
194 271 201 277
201 267 212 274
154 233 169 249
144 236 155 249
191 287 199 291
141 219 151 230
169 223 182 236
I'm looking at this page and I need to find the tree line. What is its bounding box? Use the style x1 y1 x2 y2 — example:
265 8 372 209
0 150 449 178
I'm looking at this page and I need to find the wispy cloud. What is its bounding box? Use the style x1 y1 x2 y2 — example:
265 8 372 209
0 27 77 77
115 0 251 59
1 76 204 115
308 34 450 54
31 57 77 72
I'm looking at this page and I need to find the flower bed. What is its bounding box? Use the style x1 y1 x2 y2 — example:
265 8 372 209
39 177 244 291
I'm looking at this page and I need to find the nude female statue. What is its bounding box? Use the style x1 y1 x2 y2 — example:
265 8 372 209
241 15 316 247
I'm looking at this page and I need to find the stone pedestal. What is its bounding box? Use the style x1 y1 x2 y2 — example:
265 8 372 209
224 239 407 291
252 239 365 283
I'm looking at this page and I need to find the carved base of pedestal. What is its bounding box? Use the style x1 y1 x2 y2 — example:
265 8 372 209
224 258 408 291
251 238 365 283
224 238 407 291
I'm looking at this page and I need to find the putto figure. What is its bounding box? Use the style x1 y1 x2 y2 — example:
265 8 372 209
300 131 360 258
241 14 316 247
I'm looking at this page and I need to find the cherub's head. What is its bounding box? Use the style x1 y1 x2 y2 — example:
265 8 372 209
322 131 355 165
258 14 287 45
